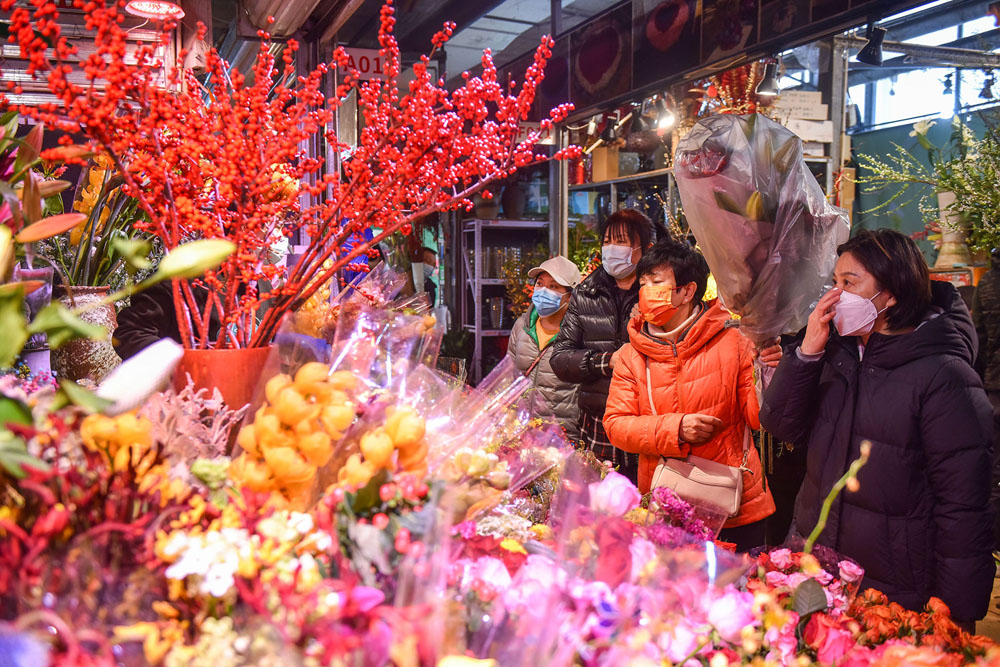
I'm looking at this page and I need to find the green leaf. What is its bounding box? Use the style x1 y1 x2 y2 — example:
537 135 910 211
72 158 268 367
26 303 105 349
0 396 32 429
112 237 153 273
0 435 49 479
57 379 113 414
351 468 389 515
792 577 829 617
153 239 235 281
0 288 28 368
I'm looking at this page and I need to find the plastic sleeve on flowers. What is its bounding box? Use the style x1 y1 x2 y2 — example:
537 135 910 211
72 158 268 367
549 297 605 384
758 343 825 446
919 359 994 621
603 351 689 459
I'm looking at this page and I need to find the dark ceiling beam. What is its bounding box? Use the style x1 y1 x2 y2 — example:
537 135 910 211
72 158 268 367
395 0 508 54
846 28 1000 86
877 0 993 42
318 0 368 45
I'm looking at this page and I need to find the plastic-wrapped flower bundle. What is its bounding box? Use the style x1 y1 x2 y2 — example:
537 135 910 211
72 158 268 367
674 114 851 347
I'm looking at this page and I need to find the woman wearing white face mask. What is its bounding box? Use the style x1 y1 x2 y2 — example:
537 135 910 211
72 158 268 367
506 256 583 441
760 229 993 631
550 209 667 482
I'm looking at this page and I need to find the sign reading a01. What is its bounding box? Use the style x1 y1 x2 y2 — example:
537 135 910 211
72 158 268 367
338 48 388 82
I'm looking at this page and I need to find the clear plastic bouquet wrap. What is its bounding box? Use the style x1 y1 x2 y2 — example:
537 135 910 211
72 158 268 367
673 114 850 346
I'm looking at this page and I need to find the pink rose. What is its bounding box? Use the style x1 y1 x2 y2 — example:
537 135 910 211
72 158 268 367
707 589 757 643
629 537 657 583
589 471 641 516
769 548 793 569
504 554 567 613
839 559 865 584
662 619 700 664
804 612 856 664
765 571 789 588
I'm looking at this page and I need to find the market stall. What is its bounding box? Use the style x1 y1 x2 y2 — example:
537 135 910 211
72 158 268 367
1 0 999 665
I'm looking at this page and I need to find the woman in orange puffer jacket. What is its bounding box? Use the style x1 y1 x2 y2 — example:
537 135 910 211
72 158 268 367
604 240 779 551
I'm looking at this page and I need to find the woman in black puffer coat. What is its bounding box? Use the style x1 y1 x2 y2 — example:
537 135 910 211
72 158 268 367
761 229 993 628
550 209 667 482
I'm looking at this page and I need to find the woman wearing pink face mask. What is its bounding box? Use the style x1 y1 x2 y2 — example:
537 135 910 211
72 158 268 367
760 229 993 631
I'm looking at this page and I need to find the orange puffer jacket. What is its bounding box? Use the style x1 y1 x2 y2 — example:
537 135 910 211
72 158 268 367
604 301 775 528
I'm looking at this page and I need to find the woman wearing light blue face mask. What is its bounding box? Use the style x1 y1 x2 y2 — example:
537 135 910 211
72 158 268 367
506 256 583 441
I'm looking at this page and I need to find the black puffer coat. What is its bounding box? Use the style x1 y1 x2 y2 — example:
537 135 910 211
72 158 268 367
550 266 638 418
760 281 994 621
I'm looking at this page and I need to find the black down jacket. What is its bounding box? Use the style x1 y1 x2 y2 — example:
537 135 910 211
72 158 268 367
550 266 639 419
760 281 994 621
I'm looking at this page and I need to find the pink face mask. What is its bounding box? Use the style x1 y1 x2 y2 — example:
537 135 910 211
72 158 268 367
833 290 887 336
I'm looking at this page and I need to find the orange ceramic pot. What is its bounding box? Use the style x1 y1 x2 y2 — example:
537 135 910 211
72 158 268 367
172 346 273 410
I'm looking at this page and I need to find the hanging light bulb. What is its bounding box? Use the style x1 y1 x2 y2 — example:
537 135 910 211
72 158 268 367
755 61 780 97
943 73 954 95
124 0 185 20
856 25 886 66
982 71 995 100
631 103 653 132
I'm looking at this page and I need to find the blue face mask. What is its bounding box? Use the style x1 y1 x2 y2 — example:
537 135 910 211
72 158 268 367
532 286 567 317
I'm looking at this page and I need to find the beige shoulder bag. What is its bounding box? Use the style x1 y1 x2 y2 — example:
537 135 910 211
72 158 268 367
646 363 750 517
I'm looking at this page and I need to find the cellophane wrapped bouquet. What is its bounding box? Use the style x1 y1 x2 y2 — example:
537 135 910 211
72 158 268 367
674 114 851 347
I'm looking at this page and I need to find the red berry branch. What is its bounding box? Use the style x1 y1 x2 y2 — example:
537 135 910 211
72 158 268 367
1 0 579 349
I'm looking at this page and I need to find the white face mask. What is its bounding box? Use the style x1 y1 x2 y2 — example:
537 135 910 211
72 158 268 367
602 244 638 279
833 290 887 336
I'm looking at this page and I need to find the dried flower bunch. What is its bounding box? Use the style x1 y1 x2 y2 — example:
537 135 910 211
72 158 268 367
1 0 578 349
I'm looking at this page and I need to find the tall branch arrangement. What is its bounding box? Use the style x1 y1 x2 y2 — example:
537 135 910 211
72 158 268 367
1 0 577 349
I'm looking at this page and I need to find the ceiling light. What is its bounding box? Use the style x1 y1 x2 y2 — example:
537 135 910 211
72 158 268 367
856 25 886 66
124 0 185 20
755 62 780 97
656 103 676 130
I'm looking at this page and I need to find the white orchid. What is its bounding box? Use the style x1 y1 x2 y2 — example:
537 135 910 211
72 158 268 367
909 119 936 137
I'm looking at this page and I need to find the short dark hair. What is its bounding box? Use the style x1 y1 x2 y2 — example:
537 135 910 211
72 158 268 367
636 239 710 302
837 228 931 330
599 209 668 252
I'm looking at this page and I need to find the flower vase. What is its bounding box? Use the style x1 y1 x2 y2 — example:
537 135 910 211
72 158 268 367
172 346 273 411
934 191 972 269
51 286 120 383
473 192 500 220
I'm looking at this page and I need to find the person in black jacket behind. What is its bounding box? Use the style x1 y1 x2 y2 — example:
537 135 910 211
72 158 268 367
550 209 667 483
113 281 222 360
760 229 993 630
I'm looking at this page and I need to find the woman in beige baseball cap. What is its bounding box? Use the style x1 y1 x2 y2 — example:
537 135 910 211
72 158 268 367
506 256 583 441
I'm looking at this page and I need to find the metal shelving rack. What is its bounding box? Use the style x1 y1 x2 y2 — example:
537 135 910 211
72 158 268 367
461 218 549 383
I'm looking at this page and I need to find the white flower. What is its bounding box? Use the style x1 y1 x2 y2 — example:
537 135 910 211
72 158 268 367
163 528 251 598
288 512 314 535
910 119 936 137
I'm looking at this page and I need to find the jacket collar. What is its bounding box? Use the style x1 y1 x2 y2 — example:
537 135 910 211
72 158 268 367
628 300 729 360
